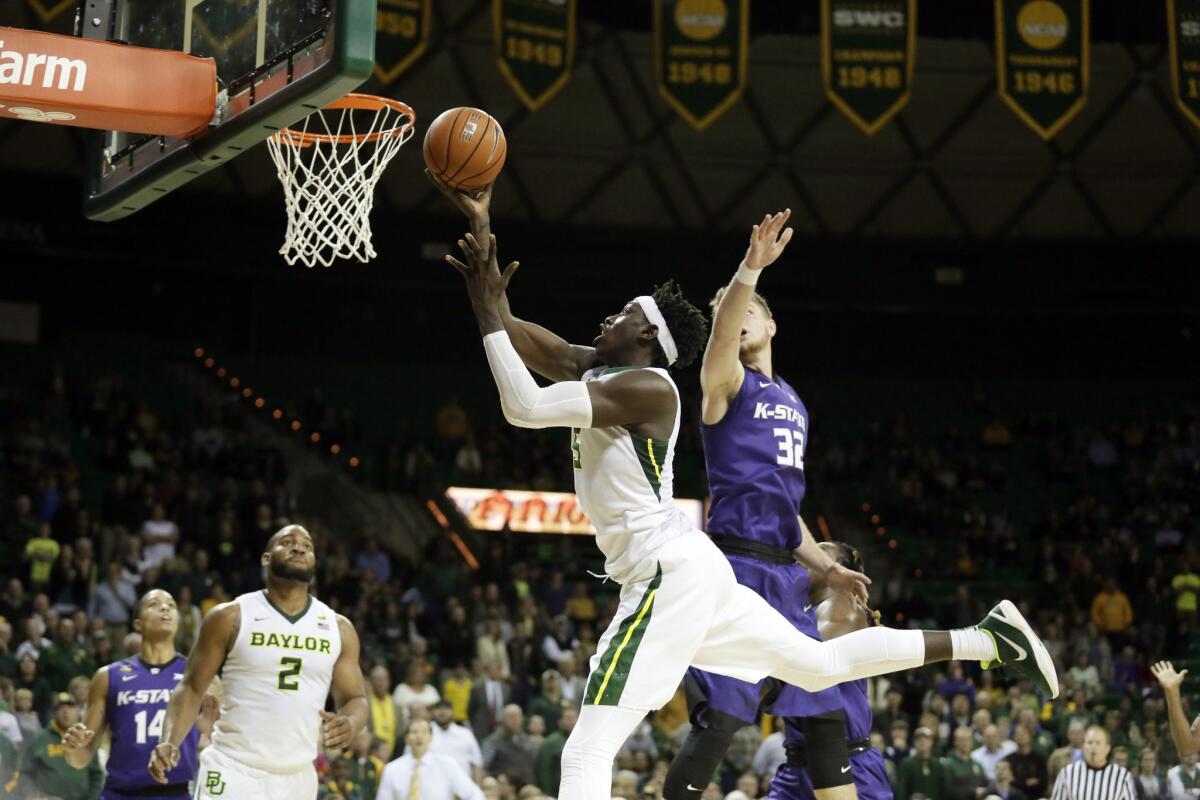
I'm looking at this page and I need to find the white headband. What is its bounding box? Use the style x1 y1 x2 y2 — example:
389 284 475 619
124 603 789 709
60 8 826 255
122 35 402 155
634 295 678 366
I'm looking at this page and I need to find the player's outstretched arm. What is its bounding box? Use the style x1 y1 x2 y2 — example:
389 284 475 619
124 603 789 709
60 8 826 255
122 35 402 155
794 517 870 604
1153 661 1200 756
150 603 237 783
322 615 368 751
701 210 792 425
63 666 109 768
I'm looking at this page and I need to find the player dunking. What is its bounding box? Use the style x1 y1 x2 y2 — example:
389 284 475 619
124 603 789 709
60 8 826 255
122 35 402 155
149 525 368 799
769 542 893 800
63 589 217 799
442 224 1057 800
666 211 863 800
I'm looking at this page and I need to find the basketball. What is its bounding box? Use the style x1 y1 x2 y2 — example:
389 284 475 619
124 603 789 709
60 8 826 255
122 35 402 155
423 107 507 192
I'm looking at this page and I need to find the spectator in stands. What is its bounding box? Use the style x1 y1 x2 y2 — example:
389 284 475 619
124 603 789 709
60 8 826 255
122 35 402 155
0 678 20 746
393 660 440 732
1049 721 1088 785
1132 749 1165 800
39 618 92 693
441 663 474 724
939 664 976 703
482 704 536 788
945 726 989 800
343 729 385 799
1173 558 1199 624
477 619 511 681
556 654 584 707
985 759 1026 800
469 662 510 741
1069 654 1102 701
1166 751 1199 800
564 582 597 626
541 615 577 665
1006 725 1049 799
21 692 102 800
367 665 397 759
355 537 392 584
527 670 564 733
24 522 61 593
973 724 1017 782
377 718 483 800
0 580 28 628
611 769 639 800
535 705 576 796
896 726 944 800
0 622 14 680
13 687 42 742
1092 579 1134 646
139 503 178 569
429 698 483 782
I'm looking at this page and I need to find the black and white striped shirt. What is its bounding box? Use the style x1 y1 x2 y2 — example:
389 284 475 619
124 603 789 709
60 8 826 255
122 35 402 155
1051 761 1137 800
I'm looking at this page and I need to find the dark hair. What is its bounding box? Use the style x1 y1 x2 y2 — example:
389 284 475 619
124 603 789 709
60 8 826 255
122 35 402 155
827 541 881 626
649 280 708 369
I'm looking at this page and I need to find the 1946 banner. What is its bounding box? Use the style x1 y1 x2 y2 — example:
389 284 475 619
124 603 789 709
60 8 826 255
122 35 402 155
374 0 430 85
1168 0 1200 129
654 0 749 131
995 0 1089 139
821 0 917 135
495 0 576 111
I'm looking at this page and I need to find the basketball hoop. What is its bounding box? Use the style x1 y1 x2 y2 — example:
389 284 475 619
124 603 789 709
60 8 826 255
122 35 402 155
267 94 415 268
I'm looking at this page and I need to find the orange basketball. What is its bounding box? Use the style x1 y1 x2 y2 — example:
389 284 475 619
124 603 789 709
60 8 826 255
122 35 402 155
423 107 507 192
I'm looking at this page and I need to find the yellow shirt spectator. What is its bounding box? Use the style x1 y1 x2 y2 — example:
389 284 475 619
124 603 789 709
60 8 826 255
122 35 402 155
442 673 473 723
1090 584 1133 632
1174 570 1200 613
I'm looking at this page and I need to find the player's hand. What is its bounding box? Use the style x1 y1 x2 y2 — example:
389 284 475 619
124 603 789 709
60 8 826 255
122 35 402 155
426 169 493 221
446 233 519 307
320 710 355 750
1152 660 1187 691
825 562 871 604
196 692 221 738
62 722 95 752
742 209 793 271
148 742 180 783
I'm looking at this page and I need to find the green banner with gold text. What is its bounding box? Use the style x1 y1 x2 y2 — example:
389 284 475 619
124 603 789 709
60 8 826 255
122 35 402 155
821 0 917 135
1168 0 1200 129
374 0 430 85
654 0 749 131
495 0 576 111
995 0 1089 139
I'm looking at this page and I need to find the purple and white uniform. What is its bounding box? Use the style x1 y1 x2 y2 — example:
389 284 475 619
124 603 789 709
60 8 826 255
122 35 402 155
690 367 841 721
102 654 198 799
769 678 893 800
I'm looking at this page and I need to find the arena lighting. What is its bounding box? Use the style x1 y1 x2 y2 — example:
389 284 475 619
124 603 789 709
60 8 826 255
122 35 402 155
424 500 450 529
877 527 886 535
310 432 320 443
348 457 360 467
255 398 265 408
870 514 880 524
888 539 897 549
448 531 480 570
194 348 204 358
272 409 283 419
204 358 214 368
816 514 833 542
330 444 341 455
242 388 252 398
861 502 871 512
216 367 226 378
230 377 239 387
290 420 301 431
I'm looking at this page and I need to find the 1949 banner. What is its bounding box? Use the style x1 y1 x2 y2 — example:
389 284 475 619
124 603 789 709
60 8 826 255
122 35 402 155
995 0 1089 139
374 0 430 85
821 0 917 135
495 0 576 111
446 486 705 535
1168 0 1200 129
654 0 749 131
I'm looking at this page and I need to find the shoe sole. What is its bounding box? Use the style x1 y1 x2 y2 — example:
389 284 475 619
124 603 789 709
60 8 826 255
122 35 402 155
994 599 1059 699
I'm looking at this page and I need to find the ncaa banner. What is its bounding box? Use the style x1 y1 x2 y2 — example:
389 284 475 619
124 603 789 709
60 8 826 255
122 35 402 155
374 0 431 85
495 0 576 111
654 0 749 131
821 0 917 135
995 0 1089 139
1168 0 1200 129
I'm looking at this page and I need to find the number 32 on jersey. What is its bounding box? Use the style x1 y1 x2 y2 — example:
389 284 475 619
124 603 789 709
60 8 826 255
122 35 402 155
773 428 805 469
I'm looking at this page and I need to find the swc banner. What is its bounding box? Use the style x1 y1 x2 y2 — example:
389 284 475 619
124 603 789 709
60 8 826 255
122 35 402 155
1169 0 1200 129
654 0 749 131
821 0 917 135
495 0 576 111
995 0 1089 139
446 486 705 535
374 0 430 85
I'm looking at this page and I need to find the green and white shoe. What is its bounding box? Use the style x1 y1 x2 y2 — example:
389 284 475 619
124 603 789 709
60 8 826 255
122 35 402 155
978 599 1060 699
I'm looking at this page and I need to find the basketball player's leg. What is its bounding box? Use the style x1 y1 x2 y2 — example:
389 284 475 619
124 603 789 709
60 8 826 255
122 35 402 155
194 747 317 800
662 673 757 800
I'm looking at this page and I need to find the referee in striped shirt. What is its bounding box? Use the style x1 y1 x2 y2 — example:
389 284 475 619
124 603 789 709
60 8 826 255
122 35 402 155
1050 725 1136 800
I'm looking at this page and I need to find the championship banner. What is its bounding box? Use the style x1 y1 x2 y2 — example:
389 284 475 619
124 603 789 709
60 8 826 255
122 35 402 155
821 0 917 135
995 0 1089 139
374 0 430 85
446 486 705 535
654 0 749 131
1168 0 1200 129
494 0 576 111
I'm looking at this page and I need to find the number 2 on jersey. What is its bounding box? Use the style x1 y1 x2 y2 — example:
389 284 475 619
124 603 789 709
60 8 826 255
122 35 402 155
773 428 805 469
278 656 302 691
134 708 164 744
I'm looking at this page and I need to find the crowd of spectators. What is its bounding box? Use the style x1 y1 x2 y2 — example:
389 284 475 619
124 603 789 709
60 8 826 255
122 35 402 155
0 360 1197 800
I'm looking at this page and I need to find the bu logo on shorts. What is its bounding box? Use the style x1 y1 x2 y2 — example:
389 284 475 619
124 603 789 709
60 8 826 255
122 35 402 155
205 770 226 795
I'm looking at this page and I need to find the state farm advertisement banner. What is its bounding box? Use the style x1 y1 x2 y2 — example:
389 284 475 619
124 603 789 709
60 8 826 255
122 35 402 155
446 486 706 535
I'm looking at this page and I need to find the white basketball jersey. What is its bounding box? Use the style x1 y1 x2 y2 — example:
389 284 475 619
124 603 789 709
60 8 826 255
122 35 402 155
211 590 341 772
572 366 689 583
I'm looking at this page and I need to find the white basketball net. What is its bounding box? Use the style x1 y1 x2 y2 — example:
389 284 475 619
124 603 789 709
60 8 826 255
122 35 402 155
267 98 414 268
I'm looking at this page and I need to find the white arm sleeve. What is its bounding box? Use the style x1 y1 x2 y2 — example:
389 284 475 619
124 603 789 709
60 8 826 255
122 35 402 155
483 331 593 429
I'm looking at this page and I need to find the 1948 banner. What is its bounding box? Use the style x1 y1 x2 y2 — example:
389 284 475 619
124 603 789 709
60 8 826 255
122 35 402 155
654 0 749 131
821 0 917 135
1168 0 1200 129
495 0 576 111
374 0 430 85
995 0 1089 139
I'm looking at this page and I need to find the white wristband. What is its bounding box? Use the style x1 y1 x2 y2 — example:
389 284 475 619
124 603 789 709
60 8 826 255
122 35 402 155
735 262 762 287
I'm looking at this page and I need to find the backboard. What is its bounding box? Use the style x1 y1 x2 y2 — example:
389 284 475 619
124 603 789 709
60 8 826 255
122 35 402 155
83 0 376 221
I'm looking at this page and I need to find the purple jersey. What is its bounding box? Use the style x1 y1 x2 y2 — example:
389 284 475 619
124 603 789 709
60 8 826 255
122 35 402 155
102 655 198 797
702 368 808 548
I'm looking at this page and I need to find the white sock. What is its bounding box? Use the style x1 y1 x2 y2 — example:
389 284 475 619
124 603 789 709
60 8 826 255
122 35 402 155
950 627 997 661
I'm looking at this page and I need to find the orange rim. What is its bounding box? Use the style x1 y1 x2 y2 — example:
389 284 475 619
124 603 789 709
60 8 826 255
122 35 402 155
274 93 415 147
